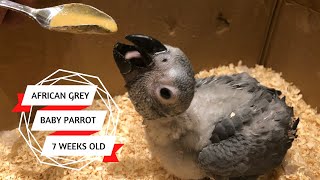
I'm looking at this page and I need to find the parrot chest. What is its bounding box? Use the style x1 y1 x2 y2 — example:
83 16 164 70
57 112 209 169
144 117 206 179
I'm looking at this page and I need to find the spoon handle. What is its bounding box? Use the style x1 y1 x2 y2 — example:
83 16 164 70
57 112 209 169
0 0 34 16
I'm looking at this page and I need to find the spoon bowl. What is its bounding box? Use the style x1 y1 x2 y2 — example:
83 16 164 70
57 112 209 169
0 0 117 34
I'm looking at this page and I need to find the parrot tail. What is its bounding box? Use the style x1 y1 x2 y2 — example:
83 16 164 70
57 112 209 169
290 118 300 137
288 117 300 146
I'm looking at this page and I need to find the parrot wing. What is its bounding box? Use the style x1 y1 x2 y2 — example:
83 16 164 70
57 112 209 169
196 73 298 177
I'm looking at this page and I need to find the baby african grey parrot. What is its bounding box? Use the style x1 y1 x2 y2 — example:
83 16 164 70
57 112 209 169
112 34 299 180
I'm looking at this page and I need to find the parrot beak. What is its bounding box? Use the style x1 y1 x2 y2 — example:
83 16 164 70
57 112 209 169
125 34 167 55
113 34 167 74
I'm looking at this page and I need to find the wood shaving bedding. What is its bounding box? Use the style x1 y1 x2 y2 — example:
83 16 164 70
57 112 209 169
0 62 319 180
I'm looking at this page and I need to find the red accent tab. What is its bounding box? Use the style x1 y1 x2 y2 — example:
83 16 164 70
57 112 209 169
103 144 124 162
50 131 98 136
40 106 88 110
12 93 31 112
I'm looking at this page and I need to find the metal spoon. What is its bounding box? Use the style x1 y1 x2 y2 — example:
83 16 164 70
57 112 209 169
0 0 118 34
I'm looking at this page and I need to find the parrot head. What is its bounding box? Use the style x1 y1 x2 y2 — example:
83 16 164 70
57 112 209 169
113 34 195 120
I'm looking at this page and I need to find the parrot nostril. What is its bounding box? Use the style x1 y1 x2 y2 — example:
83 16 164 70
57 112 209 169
160 88 172 99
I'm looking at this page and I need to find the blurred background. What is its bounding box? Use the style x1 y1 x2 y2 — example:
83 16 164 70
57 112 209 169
1 0 319 130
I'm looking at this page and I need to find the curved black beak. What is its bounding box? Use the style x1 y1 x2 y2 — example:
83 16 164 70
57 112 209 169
125 34 167 55
113 34 167 75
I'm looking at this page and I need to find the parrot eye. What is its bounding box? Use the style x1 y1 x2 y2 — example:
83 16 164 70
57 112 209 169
155 85 178 104
160 88 172 99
